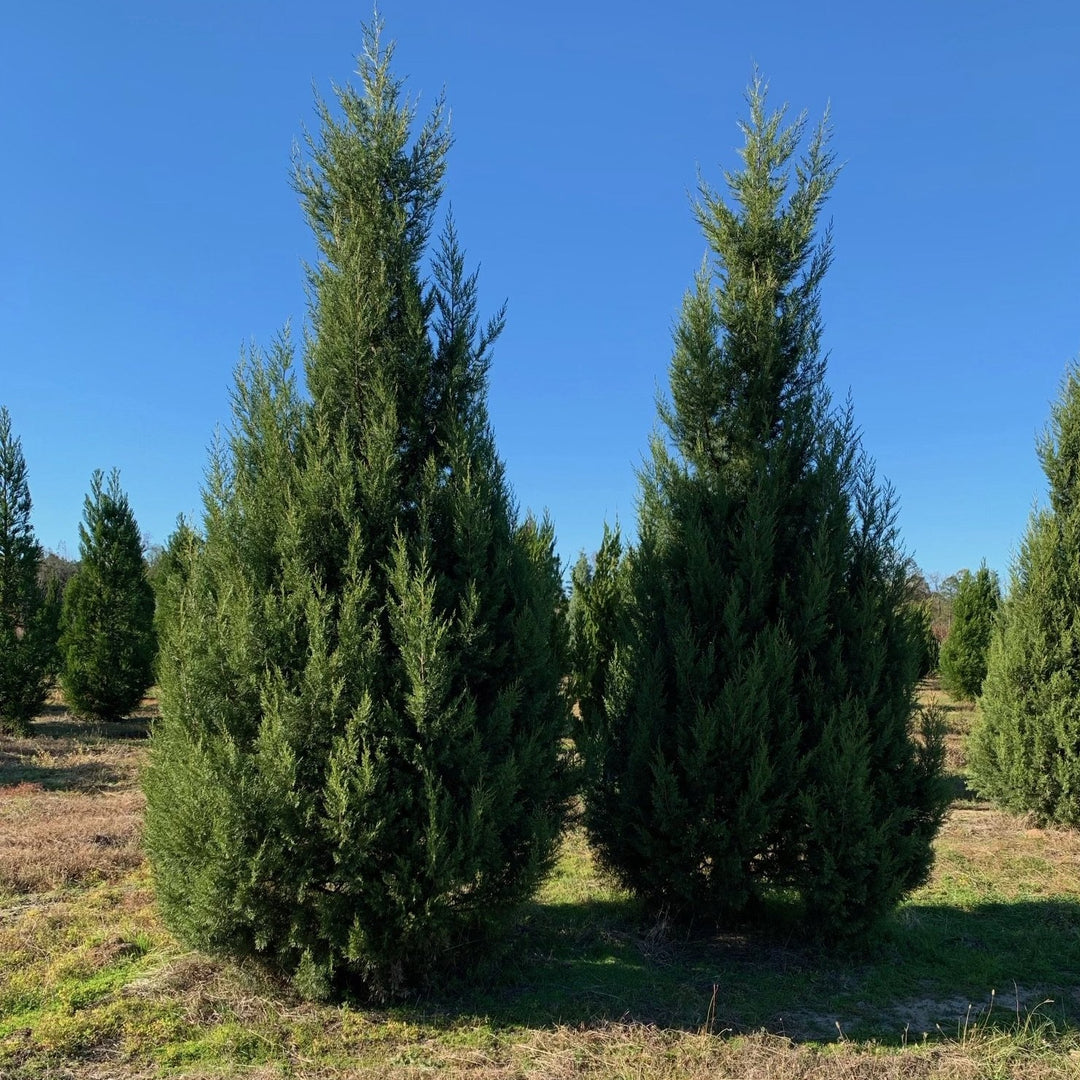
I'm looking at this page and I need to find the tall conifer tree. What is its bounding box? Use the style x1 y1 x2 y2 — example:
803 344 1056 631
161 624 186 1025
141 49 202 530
970 362 1080 825
0 407 50 734
937 564 999 702
572 79 947 939
144 24 571 1001
59 470 156 721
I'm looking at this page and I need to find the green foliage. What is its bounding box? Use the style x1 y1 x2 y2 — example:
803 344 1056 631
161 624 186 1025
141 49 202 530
902 572 939 679
38 550 80 680
0 407 51 734
970 362 1080 825
910 600 940 678
144 23 571 1002
148 517 200 664
59 470 156 722
938 564 1000 701
571 77 947 942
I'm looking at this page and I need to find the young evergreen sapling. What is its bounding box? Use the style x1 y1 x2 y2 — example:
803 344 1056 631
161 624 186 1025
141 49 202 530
59 469 156 722
937 564 1000 702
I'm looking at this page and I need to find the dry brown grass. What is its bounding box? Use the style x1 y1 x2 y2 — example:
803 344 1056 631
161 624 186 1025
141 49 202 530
5 686 1080 1078
917 676 977 784
0 787 144 894
0 695 150 895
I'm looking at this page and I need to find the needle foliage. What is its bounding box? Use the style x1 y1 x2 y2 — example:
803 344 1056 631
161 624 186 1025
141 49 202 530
971 362 1080 825
0 407 51 734
144 23 571 1001
58 470 155 722
571 79 947 941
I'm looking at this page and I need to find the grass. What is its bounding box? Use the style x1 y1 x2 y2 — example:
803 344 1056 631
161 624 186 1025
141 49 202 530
2 680 1080 1077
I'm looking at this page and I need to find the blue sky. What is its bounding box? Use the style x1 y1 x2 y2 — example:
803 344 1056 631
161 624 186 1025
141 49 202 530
3 1 1078 586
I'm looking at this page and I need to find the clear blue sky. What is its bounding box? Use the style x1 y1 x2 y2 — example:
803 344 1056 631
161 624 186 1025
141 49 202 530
3 2 1079 586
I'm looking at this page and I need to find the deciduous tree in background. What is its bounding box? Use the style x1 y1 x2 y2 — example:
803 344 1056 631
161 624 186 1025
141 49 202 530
59 470 155 721
937 564 999 701
970 362 1080 825
0 407 51 735
144 23 572 1002
571 78 947 941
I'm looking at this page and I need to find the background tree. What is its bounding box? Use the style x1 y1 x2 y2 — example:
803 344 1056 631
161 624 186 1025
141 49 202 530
903 570 939 678
970 362 1080 825
59 470 155 721
0 407 51 734
937 564 1000 701
572 78 947 941
144 24 572 1002
38 548 80 681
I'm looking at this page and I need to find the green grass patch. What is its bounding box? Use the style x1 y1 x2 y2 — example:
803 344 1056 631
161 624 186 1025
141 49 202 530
3 685 1080 1077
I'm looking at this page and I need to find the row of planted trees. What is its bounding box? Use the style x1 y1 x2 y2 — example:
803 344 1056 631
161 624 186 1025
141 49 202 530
7 20 1076 1005
0 422 155 733
138 26 951 1003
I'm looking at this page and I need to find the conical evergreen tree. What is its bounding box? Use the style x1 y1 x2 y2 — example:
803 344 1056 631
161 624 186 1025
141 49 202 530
937 563 999 702
144 24 571 1002
59 470 156 722
572 78 947 940
0 407 51 735
970 362 1080 825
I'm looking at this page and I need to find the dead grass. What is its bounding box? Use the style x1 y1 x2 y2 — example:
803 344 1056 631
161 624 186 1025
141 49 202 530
917 676 977 789
0 787 144 894
0 693 148 895
4 685 1080 1078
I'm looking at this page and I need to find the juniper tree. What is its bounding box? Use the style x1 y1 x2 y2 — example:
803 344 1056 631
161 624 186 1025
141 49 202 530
143 24 571 1002
0 407 51 734
59 470 155 721
937 564 999 701
970 362 1080 825
572 78 947 940
38 550 79 680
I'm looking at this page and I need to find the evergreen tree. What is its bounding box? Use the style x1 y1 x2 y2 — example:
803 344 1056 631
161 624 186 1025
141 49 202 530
572 78 947 940
937 564 999 701
38 549 80 679
143 24 571 1002
903 572 939 679
970 362 1080 825
148 517 200 674
909 600 940 679
0 407 51 734
59 470 156 721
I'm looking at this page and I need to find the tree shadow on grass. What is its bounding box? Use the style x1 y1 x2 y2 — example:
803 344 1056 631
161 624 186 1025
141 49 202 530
942 772 978 802
409 895 1080 1044
32 714 151 741
0 751 134 792
0 713 148 793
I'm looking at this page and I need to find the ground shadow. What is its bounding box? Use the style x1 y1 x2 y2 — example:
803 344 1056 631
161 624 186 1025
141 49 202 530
404 896 1080 1044
0 751 134 792
31 714 151 741
0 712 148 793
942 771 978 802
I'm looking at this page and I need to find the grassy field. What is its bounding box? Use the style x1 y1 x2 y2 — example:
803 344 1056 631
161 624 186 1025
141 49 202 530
2 684 1080 1078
